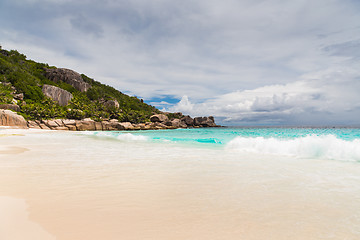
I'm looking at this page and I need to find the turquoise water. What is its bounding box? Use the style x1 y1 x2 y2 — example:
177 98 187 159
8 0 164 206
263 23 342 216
93 127 360 144
90 127 360 161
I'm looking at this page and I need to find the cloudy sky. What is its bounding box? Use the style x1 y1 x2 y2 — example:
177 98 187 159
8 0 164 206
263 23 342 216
1 0 360 125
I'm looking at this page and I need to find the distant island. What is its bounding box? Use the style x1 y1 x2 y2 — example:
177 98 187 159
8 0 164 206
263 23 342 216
0 46 218 130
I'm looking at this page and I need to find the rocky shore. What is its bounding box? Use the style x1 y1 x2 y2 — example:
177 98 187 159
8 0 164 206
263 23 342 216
0 109 219 131
0 48 220 131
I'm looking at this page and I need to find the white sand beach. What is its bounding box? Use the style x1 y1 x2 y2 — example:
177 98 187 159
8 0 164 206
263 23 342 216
1 128 360 240
0 196 56 240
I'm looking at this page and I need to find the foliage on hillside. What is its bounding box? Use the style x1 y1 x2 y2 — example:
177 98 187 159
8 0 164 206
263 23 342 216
0 48 160 123
0 82 14 104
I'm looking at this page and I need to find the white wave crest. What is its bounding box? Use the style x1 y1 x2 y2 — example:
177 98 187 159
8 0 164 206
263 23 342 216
92 132 148 142
116 133 148 142
226 135 360 161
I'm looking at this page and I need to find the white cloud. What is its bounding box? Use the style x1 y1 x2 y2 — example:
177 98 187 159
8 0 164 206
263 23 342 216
169 67 360 125
170 95 194 113
1 0 360 125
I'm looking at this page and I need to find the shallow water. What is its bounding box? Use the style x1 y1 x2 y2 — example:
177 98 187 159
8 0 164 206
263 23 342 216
0 128 360 239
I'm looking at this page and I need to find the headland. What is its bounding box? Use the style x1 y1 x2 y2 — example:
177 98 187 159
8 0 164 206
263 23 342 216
0 47 218 130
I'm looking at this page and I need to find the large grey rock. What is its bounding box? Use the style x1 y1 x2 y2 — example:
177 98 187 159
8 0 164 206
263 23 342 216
153 122 169 129
45 68 91 92
62 119 76 126
118 122 134 130
150 114 169 123
0 104 20 112
76 118 96 131
42 119 59 128
101 121 115 131
0 109 28 128
35 120 50 130
133 123 146 130
101 119 125 131
54 119 65 127
171 119 187 128
163 121 173 126
61 119 77 131
13 93 24 101
67 125 77 131
93 121 103 131
42 84 73 106
27 120 41 129
54 126 70 131
110 119 126 130
181 115 194 126
105 100 120 109
193 116 217 127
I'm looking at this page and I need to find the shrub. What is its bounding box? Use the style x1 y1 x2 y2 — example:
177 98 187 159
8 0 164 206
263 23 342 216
1 47 162 123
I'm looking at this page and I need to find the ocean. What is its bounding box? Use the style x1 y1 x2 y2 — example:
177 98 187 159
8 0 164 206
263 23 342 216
1 127 360 239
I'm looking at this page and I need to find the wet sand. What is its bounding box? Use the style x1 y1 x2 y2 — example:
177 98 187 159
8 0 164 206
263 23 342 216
0 196 55 240
0 146 29 154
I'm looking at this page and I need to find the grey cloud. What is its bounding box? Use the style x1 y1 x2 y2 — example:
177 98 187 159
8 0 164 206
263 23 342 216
251 94 294 113
322 40 360 58
310 94 323 100
70 15 104 37
1 0 360 125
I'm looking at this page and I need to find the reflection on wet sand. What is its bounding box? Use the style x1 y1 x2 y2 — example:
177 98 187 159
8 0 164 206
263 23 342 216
0 196 55 240
0 146 29 154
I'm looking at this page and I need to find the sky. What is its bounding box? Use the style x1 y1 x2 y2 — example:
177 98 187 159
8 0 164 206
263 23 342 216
1 0 360 126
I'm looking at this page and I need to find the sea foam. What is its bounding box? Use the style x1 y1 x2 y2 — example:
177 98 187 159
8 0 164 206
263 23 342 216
91 132 148 142
226 134 360 161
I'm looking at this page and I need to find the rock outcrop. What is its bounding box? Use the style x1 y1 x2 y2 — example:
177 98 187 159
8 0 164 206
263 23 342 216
149 114 218 128
13 93 24 100
0 104 21 112
0 109 28 128
27 119 128 131
0 110 218 131
181 115 194 126
105 100 120 109
194 116 217 127
42 84 73 106
150 114 169 123
75 118 97 131
22 114 219 131
45 68 91 92
170 118 187 128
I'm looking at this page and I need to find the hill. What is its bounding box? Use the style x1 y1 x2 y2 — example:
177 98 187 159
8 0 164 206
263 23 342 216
0 46 217 130
0 47 161 122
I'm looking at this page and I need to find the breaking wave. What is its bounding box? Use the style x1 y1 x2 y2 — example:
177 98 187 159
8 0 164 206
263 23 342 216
91 132 148 142
226 134 360 162
84 130 360 161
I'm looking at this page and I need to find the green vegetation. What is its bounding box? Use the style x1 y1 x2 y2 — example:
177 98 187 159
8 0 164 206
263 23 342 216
0 48 160 123
166 112 184 120
0 83 14 104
